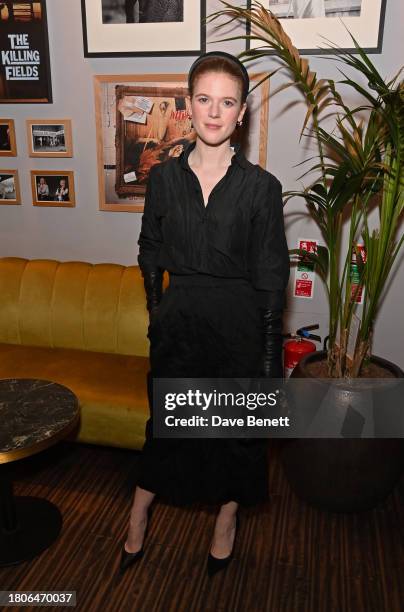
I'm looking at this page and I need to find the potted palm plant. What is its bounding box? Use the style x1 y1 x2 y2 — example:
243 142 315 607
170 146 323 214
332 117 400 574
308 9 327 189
208 1 404 511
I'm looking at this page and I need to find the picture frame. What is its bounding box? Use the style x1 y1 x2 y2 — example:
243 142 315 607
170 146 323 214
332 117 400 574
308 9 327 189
81 0 205 57
26 119 73 157
0 0 52 103
30 170 75 207
0 169 20 204
250 0 387 54
94 73 269 212
0 119 17 156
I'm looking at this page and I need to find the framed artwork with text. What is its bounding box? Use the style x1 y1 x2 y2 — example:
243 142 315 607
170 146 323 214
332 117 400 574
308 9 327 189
0 0 52 103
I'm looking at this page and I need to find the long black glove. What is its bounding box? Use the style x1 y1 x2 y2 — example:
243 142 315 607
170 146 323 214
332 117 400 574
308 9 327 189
261 309 284 378
143 269 163 324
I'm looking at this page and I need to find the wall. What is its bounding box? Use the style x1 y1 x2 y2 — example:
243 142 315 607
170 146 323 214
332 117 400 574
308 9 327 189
1 0 403 368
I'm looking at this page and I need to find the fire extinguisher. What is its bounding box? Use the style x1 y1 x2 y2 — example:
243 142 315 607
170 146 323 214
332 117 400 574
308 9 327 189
283 324 322 378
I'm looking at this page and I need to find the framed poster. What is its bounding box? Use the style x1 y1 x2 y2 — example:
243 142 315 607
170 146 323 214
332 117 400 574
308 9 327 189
81 0 205 57
94 73 269 212
0 168 20 203
30 170 75 207
0 118 17 155
26 119 73 157
249 0 386 54
0 0 52 103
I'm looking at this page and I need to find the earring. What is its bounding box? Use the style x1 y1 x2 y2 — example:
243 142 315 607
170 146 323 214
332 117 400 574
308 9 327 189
236 120 243 128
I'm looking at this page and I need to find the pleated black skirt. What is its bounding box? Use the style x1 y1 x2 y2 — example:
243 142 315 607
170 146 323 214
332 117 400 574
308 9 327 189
137 274 270 507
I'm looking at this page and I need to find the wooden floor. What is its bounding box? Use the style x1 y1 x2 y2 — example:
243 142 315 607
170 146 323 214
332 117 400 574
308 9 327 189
1 440 403 612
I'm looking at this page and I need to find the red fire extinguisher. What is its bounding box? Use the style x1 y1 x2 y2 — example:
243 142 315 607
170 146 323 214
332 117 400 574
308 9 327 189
283 324 321 378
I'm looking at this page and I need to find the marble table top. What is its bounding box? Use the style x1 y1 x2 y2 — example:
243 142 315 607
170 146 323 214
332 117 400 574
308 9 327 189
0 378 79 462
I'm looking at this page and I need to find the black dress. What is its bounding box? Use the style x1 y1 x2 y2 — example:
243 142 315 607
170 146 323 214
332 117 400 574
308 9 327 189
137 140 290 507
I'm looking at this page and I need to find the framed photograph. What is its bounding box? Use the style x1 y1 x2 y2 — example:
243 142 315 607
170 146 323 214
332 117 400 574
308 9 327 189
250 0 386 54
0 0 52 103
0 169 20 204
30 170 75 207
94 73 269 212
26 119 73 157
0 119 17 156
81 0 205 57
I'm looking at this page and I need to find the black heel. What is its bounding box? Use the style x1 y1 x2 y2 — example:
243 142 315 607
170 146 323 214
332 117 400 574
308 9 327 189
119 546 144 575
207 514 238 577
118 508 152 576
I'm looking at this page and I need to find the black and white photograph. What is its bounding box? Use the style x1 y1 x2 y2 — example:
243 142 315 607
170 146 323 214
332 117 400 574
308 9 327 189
101 0 184 24
267 0 361 19
0 169 20 203
256 0 386 52
81 0 204 56
26 119 73 157
31 125 65 152
0 119 16 155
31 170 75 207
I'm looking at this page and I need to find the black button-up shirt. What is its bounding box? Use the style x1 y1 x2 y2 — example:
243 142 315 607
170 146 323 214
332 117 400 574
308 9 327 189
138 140 290 309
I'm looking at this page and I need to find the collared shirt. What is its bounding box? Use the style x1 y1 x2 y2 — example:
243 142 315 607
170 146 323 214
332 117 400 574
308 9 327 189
138 140 290 309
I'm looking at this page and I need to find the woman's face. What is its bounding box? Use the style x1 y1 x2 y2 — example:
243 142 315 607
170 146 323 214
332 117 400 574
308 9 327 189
60 180 66 188
189 71 246 146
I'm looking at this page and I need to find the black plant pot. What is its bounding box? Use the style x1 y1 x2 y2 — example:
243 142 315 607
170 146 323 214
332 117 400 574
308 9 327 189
280 351 404 512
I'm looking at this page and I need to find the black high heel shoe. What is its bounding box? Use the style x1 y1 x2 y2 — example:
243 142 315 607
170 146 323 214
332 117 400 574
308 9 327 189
119 508 152 576
207 514 238 577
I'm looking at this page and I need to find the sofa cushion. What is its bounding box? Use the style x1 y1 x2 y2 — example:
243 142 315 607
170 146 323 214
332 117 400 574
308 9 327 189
0 343 150 450
0 258 150 357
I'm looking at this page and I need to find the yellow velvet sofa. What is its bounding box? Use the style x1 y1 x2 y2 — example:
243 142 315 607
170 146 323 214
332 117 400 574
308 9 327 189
0 257 156 450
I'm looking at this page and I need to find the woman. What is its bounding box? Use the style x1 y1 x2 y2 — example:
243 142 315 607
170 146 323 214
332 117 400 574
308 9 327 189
37 177 49 201
55 179 68 202
120 51 290 577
